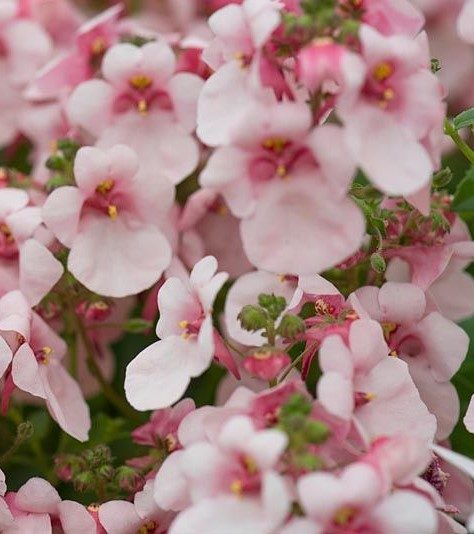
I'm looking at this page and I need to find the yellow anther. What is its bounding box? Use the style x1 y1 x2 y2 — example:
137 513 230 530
179 320 188 329
87 503 100 512
137 99 148 114
373 61 393 82
39 346 53 365
130 74 153 91
381 322 398 341
107 205 118 219
216 204 228 216
389 350 398 357
95 179 114 195
0 223 13 243
164 433 178 452
333 506 356 526
276 164 287 177
91 37 107 56
230 479 243 495
137 520 157 534
253 350 271 360
383 88 395 101
49 139 58 153
243 456 258 474
262 137 288 154
364 392 376 402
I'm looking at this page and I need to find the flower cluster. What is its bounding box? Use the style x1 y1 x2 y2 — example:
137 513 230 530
0 0 473 532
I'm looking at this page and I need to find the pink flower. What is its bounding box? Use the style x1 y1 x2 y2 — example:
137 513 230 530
168 471 290 534
351 282 469 439
317 319 437 444
28 4 123 100
340 25 445 196
361 0 425 37
1 477 95 533
125 256 237 410
67 40 203 184
284 463 437 533
0 290 90 441
43 144 173 297
243 348 290 381
99 479 174 534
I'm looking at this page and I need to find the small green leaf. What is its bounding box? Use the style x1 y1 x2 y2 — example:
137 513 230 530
452 166 474 212
122 318 153 333
453 108 474 130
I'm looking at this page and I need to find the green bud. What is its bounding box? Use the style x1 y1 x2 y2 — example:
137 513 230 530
115 466 143 492
56 138 80 160
370 252 386 274
293 452 324 471
432 167 452 189
73 470 95 492
16 421 34 441
238 305 268 331
46 174 67 192
45 154 66 171
277 314 305 339
97 464 115 480
279 394 312 420
258 293 287 320
82 444 112 467
304 420 330 444
122 318 153 333
430 58 441 74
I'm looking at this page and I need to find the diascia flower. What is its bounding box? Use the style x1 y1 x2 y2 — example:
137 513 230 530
67 39 203 184
125 256 238 410
43 144 173 297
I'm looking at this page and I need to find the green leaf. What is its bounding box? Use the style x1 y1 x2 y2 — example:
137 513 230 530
122 318 153 333
451 166 474 212
453 108 474 130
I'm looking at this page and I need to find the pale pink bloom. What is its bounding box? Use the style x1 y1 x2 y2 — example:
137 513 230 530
202 0 282 71
361 0 425 37
0 4 52 146
174 415 287 503
28 4 123 100
340 25 444 196
43 144 173 297
125 256 237 410
385 216 474 292
67 40 203 184
178 189 253 278
458 0 474 43
169 471 290 534
317 319 437 444
285 463 437 534
2 477 94 533
99 479 174 534
0 291 90 441
351 282 469 439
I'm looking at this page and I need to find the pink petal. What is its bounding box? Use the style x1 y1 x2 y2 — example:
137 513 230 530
57 500 97 533
42 186 85 248
464 395 474 433
98 501 141 534
241 174 365 274
19 240 63 306
41 363 91 442
68 216 172 298
0 189 29 220
15 477 60 514
317 372 354 420
168 72 203 133
378 282 426 324
11 343 46 398
0 338 13 379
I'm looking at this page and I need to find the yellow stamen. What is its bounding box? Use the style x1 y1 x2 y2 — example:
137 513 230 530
129 74 153 91
364 392 376 402
87 503 100 512
179 320 188 329
137 99 148 114
137 520 157 534
216 204 228 216
381 322 398 341
253 350 271 361
90 37 107 56
373 61 393 82
95 179 115 195
40 346 53 365
107 205 118 219
262 137 288 154
0 223 14 243
333 506 356 526
389 350 398 357
164 433 178 452
276 164 287 177
243 456 258 474
230 479 243 495
383 88 395 101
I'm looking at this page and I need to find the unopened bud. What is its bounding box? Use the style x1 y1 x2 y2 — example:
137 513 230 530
45 154 66 171
74 471 95 492
277 314 305 339
433 167 452 189
115 466 143 493
238 305 267 332
304 420 330 444
370 252 386 274
17 421 34 441
258 294 287 320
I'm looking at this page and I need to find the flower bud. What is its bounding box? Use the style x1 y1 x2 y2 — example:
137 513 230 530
243 349 291 381
258 294 287 320
45 154 66 171
238 305 267 331
277 314 305 339
74 471 95 492
304 420 330 444
370 252 386 274
115 466 143 493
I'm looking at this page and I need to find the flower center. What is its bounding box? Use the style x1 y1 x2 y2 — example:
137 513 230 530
262 137 289 155
90 37 107 56
95 179 115 195
129 74 153 91
333 506 357 526
35 346 53 365
137 520 157 534
372 62 393 82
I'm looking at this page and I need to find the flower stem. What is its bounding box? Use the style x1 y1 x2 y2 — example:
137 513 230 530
444 118 474 164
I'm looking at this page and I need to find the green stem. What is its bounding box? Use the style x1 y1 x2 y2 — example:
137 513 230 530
74 314 141 422
277 343 318 384
444 118 474 164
